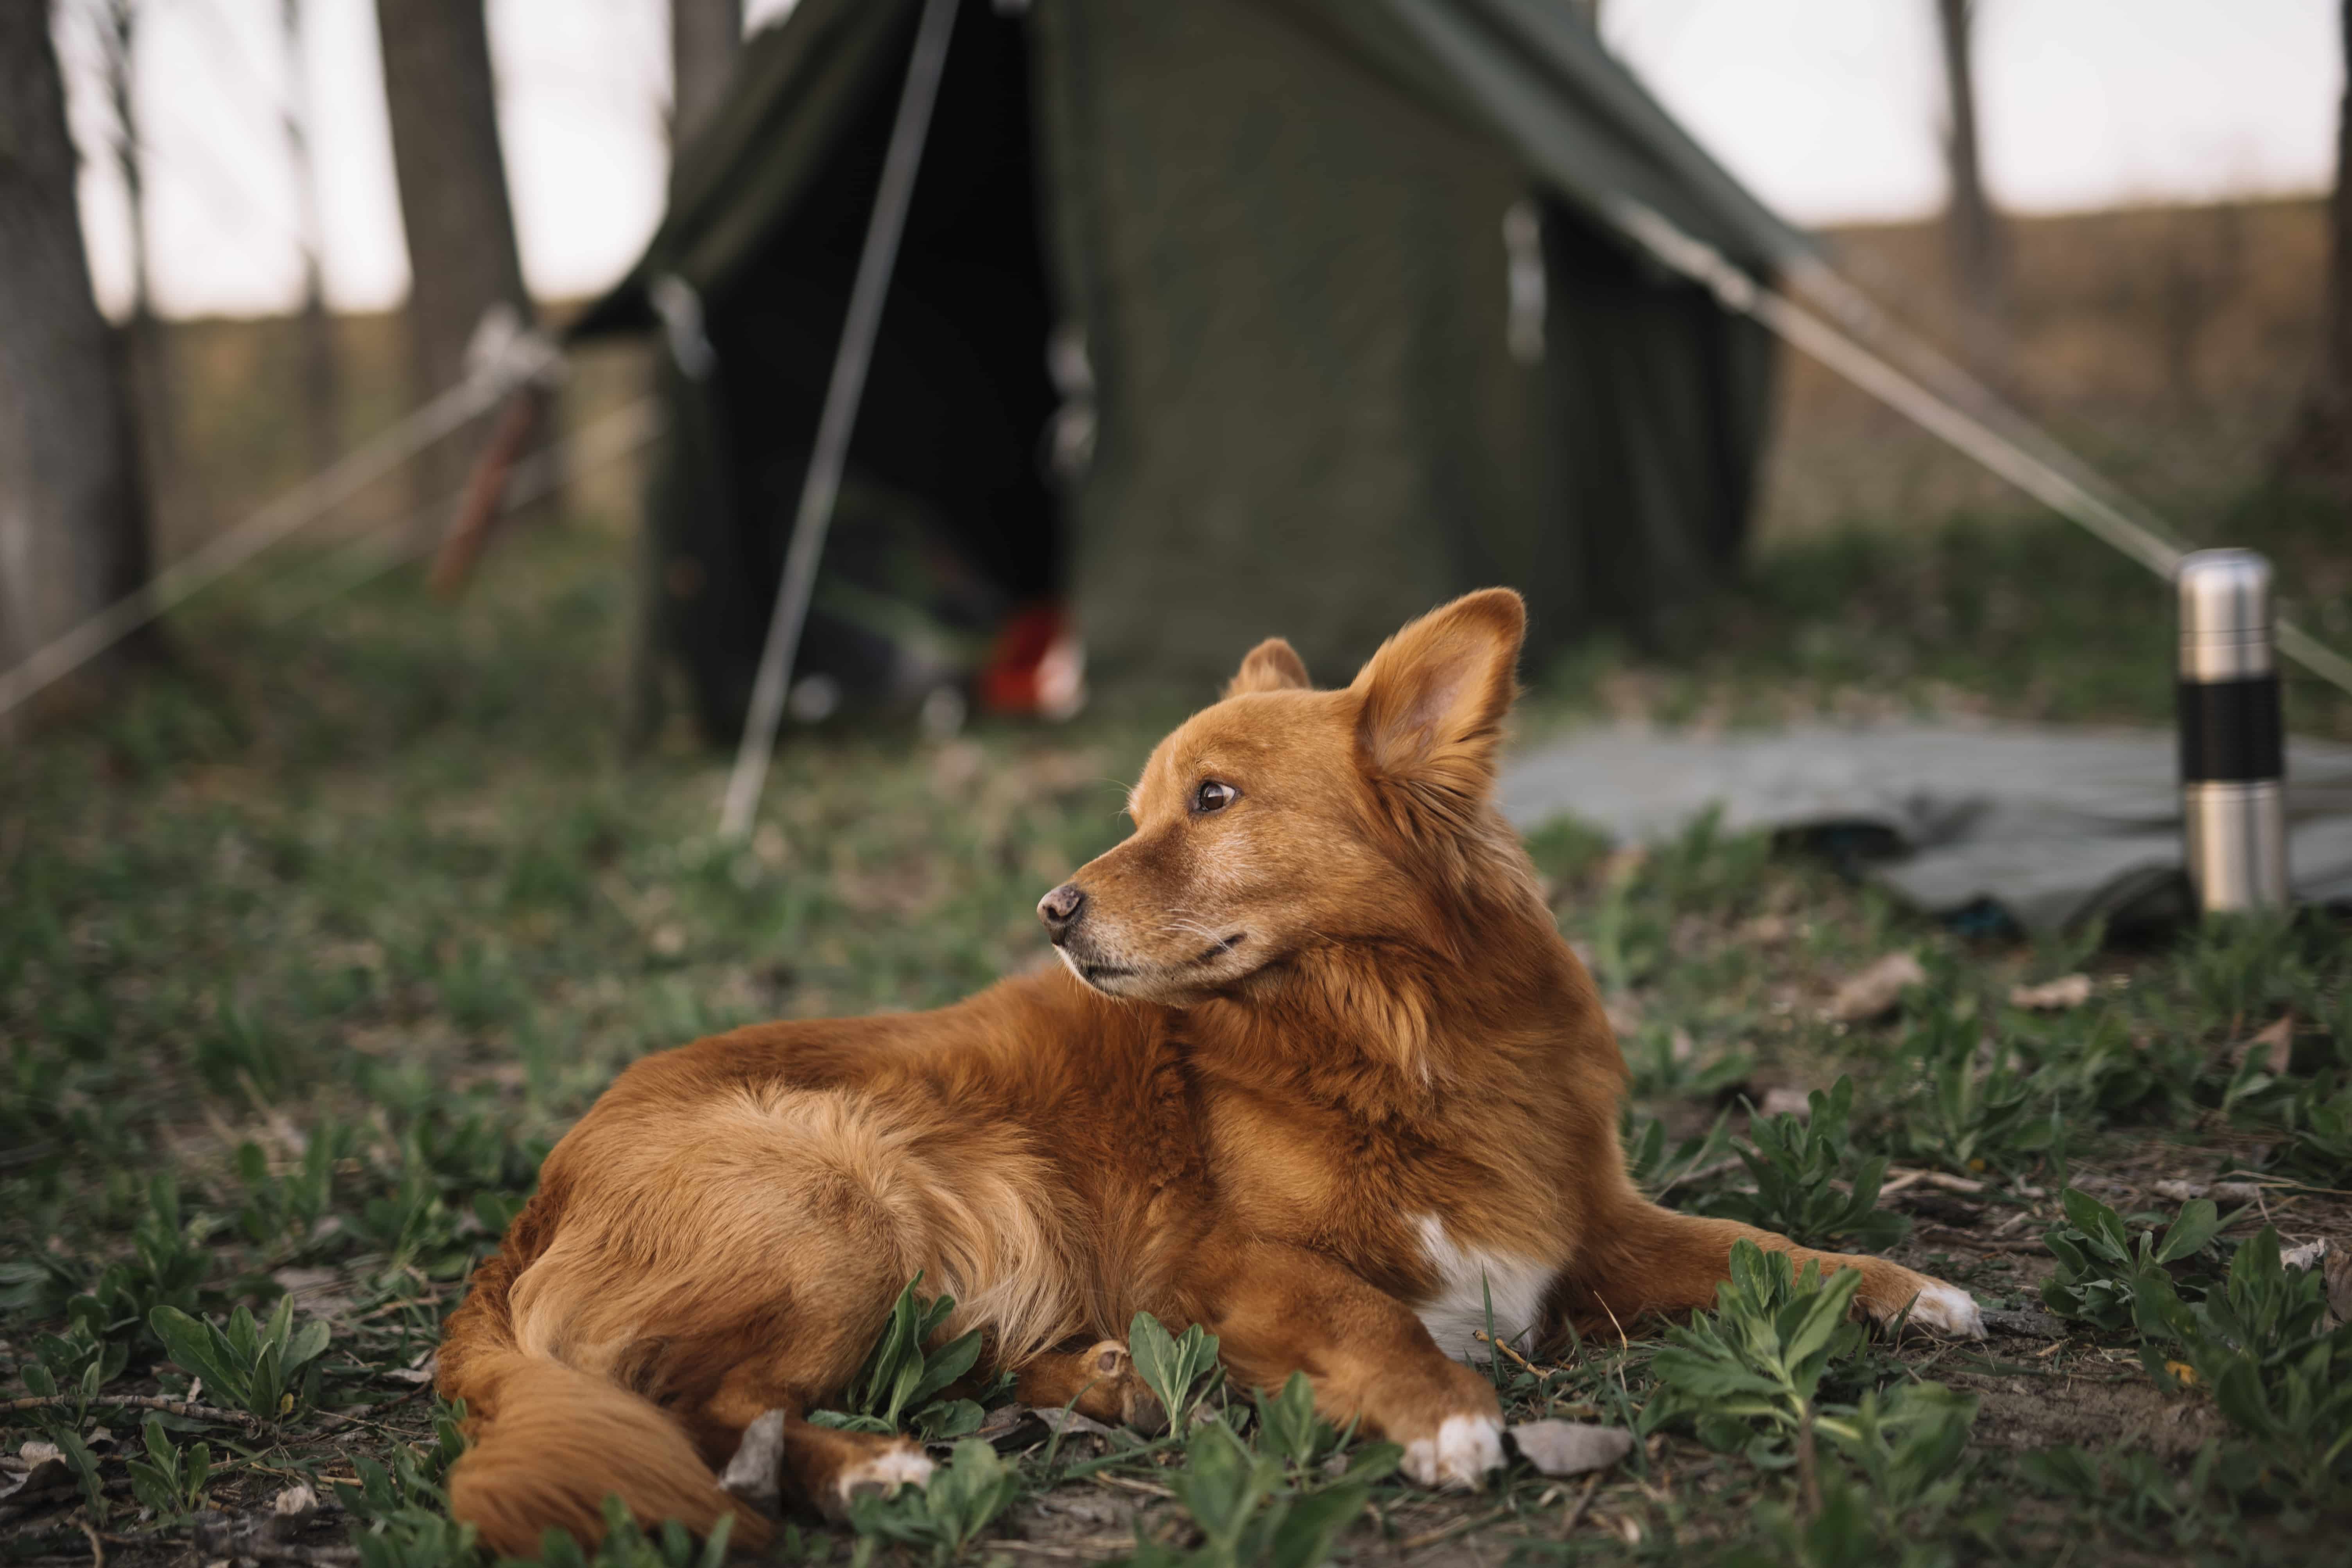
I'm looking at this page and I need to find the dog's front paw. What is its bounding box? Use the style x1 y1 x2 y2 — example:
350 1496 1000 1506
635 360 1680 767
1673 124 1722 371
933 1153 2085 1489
1861 1271 1985 1340
1902 1279 1986 1339
1402 1412 1506 1490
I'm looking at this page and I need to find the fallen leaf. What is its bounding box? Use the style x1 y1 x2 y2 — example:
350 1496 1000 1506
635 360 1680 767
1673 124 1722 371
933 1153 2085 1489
2282 1239 2328 1271
1508 1421 1635 1478
972 1404 1051 1453
2231 1015 2295 1074
1033 1407 1118 1439
1825 952 1926 1023
2009 973 2093 1011
272 1484 318 1517
2280 1238 2347 1326
717 1409 787 1516
0 1447 72 1509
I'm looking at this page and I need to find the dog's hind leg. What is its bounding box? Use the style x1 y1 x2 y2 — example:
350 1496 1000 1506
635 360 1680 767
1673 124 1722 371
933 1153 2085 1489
694 1370 934 1522
1560 1201 1984 1340
1014 1339 1166 1433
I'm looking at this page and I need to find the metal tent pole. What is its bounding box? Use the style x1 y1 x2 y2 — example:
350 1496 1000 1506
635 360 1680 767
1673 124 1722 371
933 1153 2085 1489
718 0 961 838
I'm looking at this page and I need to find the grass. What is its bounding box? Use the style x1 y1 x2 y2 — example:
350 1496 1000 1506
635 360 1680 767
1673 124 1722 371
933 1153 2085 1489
8 493 2352 1568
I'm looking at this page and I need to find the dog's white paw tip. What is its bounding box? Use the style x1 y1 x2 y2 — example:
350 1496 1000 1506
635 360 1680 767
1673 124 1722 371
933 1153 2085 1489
833 1444 934 1506
1909 1281 1986 1340
1404 1414 1506 1490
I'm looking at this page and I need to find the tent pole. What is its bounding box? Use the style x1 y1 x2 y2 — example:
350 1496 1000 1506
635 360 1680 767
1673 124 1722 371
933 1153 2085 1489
719 0 962 838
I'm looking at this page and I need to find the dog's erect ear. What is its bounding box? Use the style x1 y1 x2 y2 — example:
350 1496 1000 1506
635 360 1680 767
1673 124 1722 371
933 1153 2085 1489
1350 590 1525 799
1224 637 1312 698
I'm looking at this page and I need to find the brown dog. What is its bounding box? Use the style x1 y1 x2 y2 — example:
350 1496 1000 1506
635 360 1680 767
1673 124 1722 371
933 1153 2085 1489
436 589 1981 1556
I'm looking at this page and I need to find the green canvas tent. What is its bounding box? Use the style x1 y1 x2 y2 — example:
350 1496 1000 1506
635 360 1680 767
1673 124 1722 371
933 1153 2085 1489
573 0 1815 738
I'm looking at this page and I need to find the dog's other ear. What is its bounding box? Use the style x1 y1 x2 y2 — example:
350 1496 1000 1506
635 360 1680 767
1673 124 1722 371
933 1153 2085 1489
1350 589 1525 801
1224 637 1312 698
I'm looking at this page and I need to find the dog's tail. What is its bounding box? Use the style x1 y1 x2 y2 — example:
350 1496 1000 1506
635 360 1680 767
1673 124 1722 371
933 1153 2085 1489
437 1258 770 1559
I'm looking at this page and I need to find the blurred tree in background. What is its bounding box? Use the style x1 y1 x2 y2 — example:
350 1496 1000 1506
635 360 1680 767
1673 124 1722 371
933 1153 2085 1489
0 0 154 731
374 0 538 541
2282 0 2352 487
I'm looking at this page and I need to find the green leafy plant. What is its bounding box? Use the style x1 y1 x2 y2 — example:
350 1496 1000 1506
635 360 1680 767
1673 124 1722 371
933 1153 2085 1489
1622 1106 1734 1196
1703 1079 1907 1249
2272 1076 2352 1181
1829 1381 1979 1520
337 1401 476 1568
14 1317 129 1419
23 1174 220 1356
125 1414 213 1520
2013 1445 2239 1556
844 1438 1021 1565
2138 1228 2352 1496
2038 1189 2227 1333
148 1295 331 1426
235 1124 355 1258
1624 1021 1754 1103
1249 1373 1333 1470
1718 1468 1969 1568
1128 1310 1224 1430
536 1497 734 1568
811 1276 988 1440
1117 1417 1390 1568
1893 996 2058 1176
1645 1240 1867 1463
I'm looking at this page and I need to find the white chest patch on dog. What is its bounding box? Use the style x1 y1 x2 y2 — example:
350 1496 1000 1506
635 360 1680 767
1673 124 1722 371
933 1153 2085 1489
1413 1214 1554 1360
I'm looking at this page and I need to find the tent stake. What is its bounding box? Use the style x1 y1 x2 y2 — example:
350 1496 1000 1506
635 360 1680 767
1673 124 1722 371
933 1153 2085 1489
719 0 961 838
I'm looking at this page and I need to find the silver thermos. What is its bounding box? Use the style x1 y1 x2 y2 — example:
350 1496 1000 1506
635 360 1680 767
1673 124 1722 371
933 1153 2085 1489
2177 549 2289 912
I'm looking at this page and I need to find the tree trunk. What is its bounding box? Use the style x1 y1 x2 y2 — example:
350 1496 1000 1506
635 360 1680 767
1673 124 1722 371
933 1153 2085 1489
1934 0 2007 368
2282 0 2352 480
0 0 154 724
281 0 342 482
102 0 196 545
670 0 743 151
375 0 536 536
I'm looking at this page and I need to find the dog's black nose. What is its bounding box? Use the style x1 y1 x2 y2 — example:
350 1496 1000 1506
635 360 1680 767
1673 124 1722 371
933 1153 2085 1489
1037 883 1086 939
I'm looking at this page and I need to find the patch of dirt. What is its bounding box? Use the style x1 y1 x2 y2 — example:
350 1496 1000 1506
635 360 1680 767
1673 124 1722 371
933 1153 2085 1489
1950 1366 2221 1459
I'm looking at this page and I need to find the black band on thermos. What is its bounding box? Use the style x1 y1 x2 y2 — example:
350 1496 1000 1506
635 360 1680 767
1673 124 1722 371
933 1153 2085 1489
2177 675 2284 783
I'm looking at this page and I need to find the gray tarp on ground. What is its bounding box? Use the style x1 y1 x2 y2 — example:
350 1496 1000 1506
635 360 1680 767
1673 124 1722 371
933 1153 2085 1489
1497 724 2352 933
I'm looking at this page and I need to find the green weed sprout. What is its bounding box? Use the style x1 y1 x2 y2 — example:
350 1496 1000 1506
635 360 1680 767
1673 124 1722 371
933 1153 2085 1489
1705 1078 1908 1250
1646 1239 1866 1464
1128 1310 1223 1430
810 1274 990 1441
147 1294 331 1426
2038 1188 2227 1333
847 1439 1021 1565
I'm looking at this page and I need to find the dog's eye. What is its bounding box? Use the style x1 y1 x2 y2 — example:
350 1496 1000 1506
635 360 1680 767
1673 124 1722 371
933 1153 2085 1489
1193 780 1237 814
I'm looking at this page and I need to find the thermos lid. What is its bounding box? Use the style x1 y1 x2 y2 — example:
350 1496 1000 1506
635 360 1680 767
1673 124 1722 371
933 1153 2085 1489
2177 549 2273 681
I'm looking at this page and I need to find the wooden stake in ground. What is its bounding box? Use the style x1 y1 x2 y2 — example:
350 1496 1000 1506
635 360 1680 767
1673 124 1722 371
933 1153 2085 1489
0 1 156 733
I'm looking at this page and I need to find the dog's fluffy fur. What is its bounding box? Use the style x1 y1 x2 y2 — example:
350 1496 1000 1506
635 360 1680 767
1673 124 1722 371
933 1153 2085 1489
437 590 1982 1555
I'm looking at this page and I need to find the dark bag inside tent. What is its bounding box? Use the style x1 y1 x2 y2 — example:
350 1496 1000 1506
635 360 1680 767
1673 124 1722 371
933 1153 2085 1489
572 0 1813 741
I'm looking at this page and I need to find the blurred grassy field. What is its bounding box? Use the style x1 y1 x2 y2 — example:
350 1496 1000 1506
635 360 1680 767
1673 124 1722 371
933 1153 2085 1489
8 197 2352 1566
